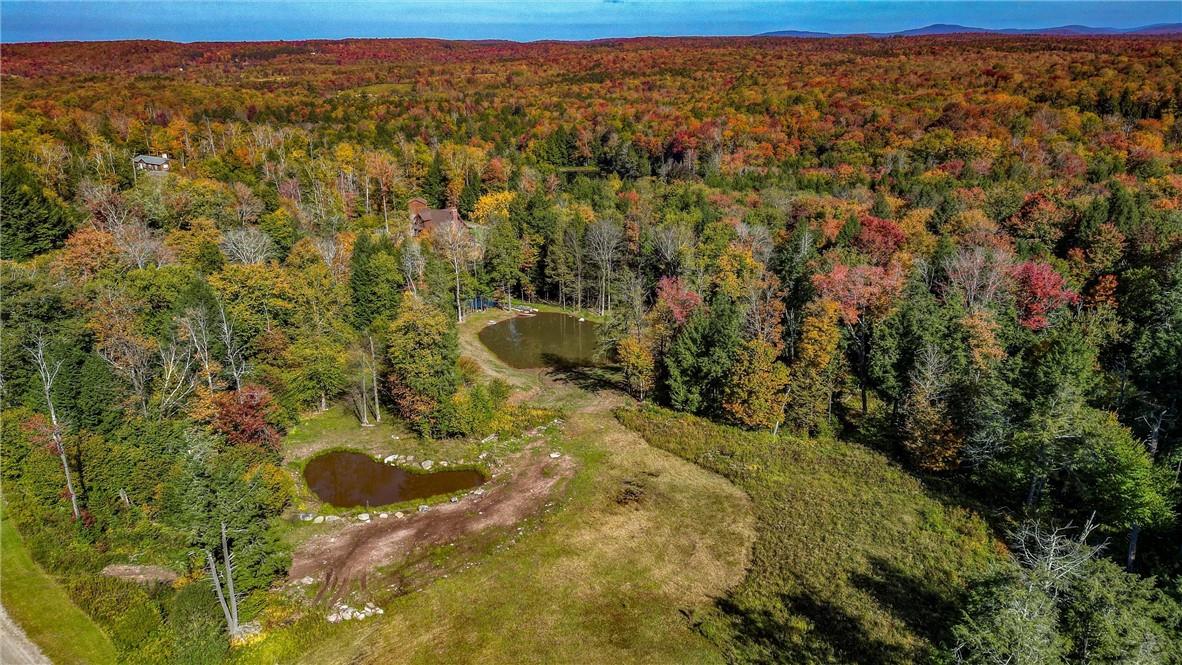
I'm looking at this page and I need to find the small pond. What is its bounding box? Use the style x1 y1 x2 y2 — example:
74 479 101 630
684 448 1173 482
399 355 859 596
478 312 599 369
304 451 485 508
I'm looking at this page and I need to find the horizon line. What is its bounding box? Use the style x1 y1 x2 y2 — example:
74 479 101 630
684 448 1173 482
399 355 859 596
4 21 1181 46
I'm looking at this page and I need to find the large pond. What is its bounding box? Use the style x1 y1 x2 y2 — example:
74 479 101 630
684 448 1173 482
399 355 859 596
478 312 599 369
304 451 485 508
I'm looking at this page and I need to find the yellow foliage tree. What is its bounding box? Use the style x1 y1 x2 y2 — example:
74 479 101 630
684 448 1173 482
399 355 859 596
723 339 789 430
785 299 842 435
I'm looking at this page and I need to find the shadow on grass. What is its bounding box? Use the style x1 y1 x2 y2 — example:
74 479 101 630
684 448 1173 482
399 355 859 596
544 355 624 393
852 556 963 646
714 590 916 665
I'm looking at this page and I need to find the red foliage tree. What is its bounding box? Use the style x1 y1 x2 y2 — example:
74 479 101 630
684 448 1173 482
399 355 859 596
654 276 702 325
854 215 905 264
1009 261 1079 330
211 385 282 452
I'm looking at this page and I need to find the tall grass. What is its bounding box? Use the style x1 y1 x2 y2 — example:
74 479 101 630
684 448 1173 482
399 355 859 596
616 405 999 664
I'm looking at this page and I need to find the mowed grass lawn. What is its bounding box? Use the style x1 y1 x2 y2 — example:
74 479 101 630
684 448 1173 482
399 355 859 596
1 502 118 665
615 405 1001 665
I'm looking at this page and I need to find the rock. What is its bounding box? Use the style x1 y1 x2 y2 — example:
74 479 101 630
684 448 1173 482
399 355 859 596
578 317 585 322
383 454 397 463
417 504 429 512
298 512 314 521
395 511 405 518
101 564 179 585
405 455 414 461
313 516 324 524
473 488 485 496
324 515 341 522
300 576 315 585
358 513 370 521
481 434 498 443
450 496 459 503
379 512 388 519
327 613 340 623
421 460 434 470
440 461 449 467
549 451 561 458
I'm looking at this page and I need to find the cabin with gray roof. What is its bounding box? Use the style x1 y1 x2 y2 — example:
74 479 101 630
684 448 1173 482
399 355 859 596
132 154 171 172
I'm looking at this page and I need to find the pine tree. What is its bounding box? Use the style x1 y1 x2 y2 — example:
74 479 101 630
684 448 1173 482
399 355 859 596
349 232 403 329
1 163 75 260
424 151 447 208
458 169 481 220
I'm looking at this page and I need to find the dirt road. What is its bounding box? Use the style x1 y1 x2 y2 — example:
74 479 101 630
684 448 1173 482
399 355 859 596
0 605 50 665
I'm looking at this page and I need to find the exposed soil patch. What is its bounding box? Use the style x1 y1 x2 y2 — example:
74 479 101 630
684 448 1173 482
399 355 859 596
289 440 575 603
615 478 646 506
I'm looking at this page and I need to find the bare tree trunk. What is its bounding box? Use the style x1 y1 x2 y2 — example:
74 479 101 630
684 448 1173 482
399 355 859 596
220 522 239 631
368 336 382 423
29 337 81 521
206 550 236 635
455 269 464 322
358 376 370 426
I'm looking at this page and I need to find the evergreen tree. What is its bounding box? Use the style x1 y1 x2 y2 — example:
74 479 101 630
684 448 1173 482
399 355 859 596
458 169 481 220
662 291 743 416
1 163 75 260
349 232 403 330
424 150 447 207
385 292 460 436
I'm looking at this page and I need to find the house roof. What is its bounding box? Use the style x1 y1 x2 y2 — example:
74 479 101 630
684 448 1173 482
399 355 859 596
133 155 169 165
414 207 461 225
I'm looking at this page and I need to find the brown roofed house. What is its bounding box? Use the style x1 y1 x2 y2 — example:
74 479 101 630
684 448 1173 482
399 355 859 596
409 197 465 235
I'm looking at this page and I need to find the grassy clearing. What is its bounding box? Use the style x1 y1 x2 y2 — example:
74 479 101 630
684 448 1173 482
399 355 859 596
615 405 1001 665
236 402 754 664
0 502 118 665
235 314 756 664
282 405 427 463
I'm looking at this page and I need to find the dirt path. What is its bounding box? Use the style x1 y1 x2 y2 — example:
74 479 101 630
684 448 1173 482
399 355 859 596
289 440 576 602
0 605 50 665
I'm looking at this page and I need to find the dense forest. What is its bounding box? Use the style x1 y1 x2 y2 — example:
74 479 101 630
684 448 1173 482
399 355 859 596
1 35 1181 663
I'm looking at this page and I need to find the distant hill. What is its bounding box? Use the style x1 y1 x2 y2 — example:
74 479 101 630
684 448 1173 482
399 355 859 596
758 23 1182 38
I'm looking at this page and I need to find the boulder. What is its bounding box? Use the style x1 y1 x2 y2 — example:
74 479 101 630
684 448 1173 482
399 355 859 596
101 564 179 585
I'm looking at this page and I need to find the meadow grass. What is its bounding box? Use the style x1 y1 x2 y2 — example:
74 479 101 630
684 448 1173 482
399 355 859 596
615 405 1001 665
234 390 755 664
0 501 118 665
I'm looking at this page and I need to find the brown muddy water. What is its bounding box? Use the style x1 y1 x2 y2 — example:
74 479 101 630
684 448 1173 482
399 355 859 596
304 451 485 508
478 312 599 369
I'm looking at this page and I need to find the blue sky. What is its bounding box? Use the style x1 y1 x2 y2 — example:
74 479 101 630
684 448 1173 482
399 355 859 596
1 1 1177 42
